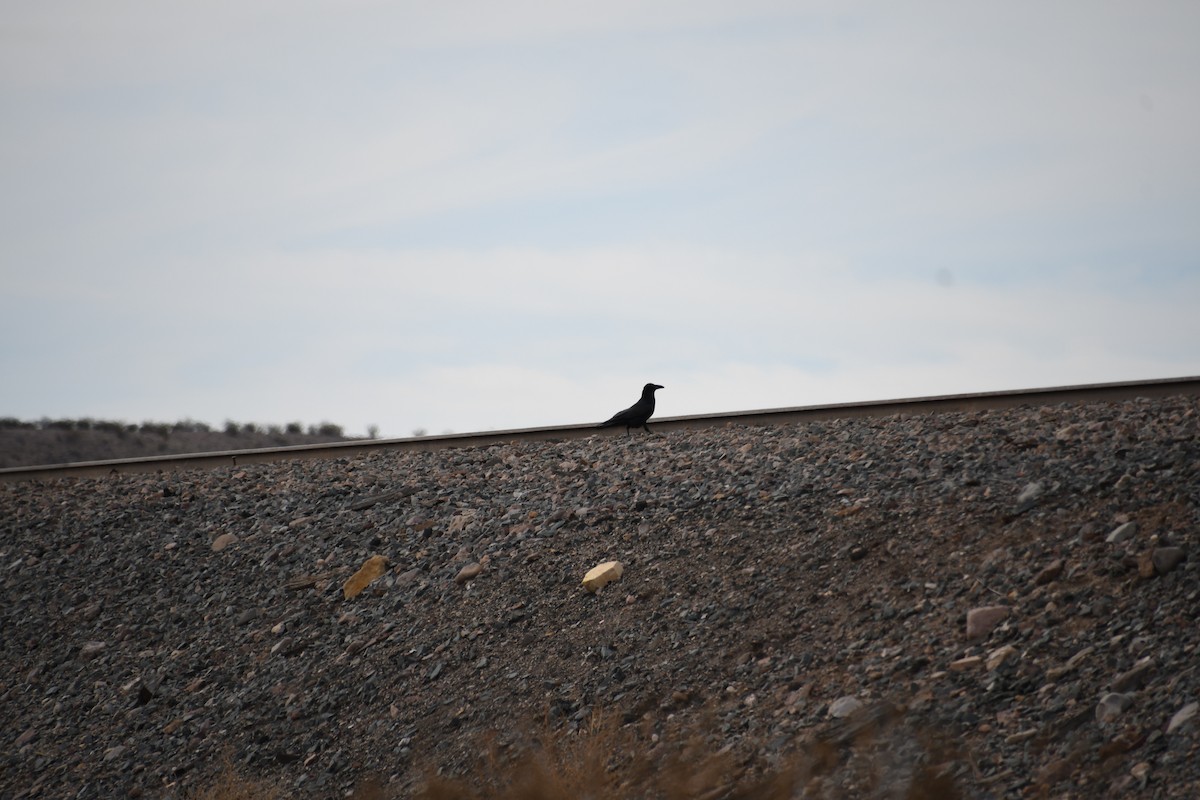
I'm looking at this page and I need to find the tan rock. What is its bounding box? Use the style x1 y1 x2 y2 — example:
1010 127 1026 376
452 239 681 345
582 561 624 593
1037 756 1074 785
1137 550 1157 579
1054 424 1078 441
343 555 390 599
1034 559 1063 585
79 641 107 659
455 562 482 585
950 656 983 671
966 605 1010 639
448 513 475 534
1046 645 1094 681
211 533 238 552
986 645 1018 671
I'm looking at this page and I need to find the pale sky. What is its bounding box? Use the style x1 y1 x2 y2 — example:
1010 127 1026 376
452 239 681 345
3 2 1199 437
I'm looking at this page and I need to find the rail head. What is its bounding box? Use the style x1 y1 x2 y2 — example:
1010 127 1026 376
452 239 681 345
2 375 1198 483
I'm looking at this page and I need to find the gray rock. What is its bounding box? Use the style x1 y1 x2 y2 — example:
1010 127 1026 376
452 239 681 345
827 696 864 719
395 568 421 587
1096 692 1134 723
1106 522 1138 544
1111 657 1156 692
1016 481 1044 512
1152 547 1186 575
1166 701 1198 735
1047 645 1095 681
79 641 107 660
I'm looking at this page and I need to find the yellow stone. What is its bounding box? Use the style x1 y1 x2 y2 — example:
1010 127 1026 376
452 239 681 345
582 561 624 593
211 533 238 552
343 555 390 599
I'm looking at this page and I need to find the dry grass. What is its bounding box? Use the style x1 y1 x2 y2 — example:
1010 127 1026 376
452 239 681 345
190 755 283 800
196 707 964 800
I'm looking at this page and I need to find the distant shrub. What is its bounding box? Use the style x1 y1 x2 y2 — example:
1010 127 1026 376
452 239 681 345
367 425 379 440
285 422 303 435
412 428 428 438
316 423 343 437
95 420 125 436
140 422 170 437
267 424 283 436
224 420 240 436
0 417 26 429
242 422 260 435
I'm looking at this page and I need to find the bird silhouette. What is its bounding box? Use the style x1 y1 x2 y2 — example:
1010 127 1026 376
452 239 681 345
599 383 664 433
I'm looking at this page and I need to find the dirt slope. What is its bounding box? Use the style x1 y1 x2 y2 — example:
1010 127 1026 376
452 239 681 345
2 396 1198 798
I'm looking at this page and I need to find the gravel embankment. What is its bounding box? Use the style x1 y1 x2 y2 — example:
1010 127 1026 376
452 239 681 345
2 396 1198 798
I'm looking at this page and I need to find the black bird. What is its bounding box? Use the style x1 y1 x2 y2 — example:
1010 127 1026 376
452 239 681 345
599 383 664 433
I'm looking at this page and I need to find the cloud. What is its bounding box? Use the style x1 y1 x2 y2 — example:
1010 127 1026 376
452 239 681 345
7 1 1199 267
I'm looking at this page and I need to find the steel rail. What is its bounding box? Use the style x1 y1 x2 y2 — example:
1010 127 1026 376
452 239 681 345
3 375 1198 483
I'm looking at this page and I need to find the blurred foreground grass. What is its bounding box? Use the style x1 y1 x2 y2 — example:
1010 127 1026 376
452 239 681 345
192 704 963 799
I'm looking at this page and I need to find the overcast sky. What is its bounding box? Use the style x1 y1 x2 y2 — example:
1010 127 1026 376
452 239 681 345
3 2 1198 437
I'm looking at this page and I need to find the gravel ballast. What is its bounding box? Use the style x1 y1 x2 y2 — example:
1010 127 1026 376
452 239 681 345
2 396 1198 798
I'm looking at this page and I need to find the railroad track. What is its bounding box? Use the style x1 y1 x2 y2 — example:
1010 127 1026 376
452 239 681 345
3 375 1198 483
